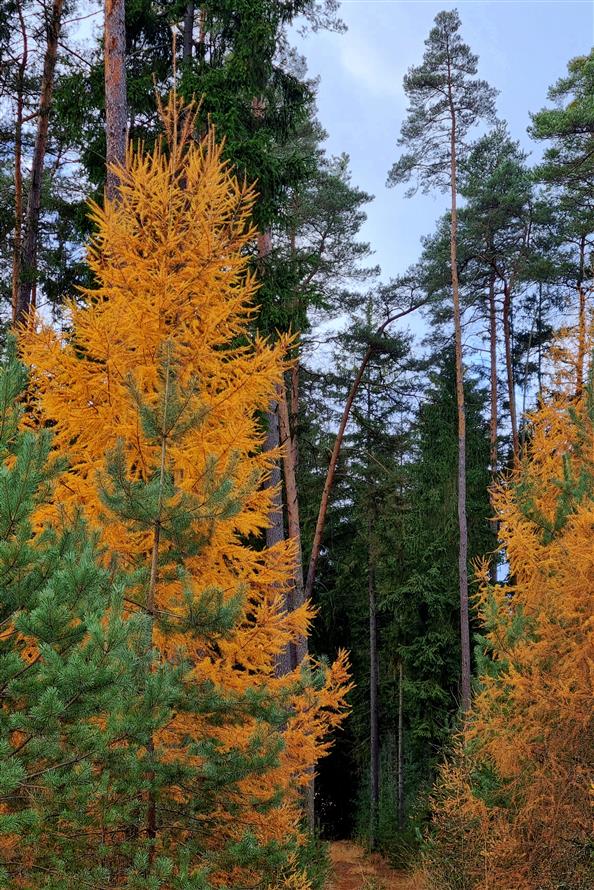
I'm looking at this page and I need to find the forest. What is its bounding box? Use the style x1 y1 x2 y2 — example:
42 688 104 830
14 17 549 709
0 1 592 887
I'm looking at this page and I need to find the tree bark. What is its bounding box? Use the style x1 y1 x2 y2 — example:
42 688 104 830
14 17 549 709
367 378 379 850
15 0 64 324
576 234 587 397
104 0 128 202
488 271 498 584
266 399 293 678
11 0 27 321
278 378 307 665
368 526 379 850
447 62 471 713
502 280 519 460
183 1 194 63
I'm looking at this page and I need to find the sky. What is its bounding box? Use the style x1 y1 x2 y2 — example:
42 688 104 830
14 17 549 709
293 0 594 286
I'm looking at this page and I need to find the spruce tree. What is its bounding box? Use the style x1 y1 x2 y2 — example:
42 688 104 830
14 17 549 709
380 354 493 825
388 9 497 709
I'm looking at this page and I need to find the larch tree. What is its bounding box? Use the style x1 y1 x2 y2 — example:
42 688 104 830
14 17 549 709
20 95 349 887
424 333 594 890
387 9 497 711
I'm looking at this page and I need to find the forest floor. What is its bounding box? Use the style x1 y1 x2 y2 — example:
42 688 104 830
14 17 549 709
327 841 411 889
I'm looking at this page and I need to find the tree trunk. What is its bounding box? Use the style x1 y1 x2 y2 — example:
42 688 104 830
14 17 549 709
537 282 543 396
183 1 194 63
368 515 379 850
11 0 27 321
397 659 404 831
502 280 519 460
366 374 380 849
15 0 64 324
104 0 128 202
145 350 172 867
278 377 306 665
305 346 373 603
576 234 587 397
447 73 471 713
488 272 498 584
303 301 425 604
266 398 293 678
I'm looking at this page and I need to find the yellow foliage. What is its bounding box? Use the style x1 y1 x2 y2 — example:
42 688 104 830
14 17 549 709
425 335 594 889
20 94 349 884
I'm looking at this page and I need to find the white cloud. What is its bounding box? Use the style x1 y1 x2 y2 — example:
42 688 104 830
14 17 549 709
337 29 407 101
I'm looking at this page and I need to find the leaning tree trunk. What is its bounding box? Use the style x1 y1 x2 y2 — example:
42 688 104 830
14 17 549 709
304 300 425 604
15 0 64 324
447 78 471 714
104 0 128 202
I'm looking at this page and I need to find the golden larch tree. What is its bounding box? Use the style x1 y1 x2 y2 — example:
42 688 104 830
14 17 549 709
422 333 594 890
21 95 349 887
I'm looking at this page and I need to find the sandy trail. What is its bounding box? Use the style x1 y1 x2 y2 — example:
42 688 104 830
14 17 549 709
327 840 411 889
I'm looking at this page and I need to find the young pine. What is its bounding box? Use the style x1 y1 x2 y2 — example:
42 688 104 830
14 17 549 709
0 342 150 888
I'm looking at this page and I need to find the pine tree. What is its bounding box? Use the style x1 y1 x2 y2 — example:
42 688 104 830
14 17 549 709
20 95 349 886
530 50 594 393
388 9 497 710
0 341 149 887
423 336 593 890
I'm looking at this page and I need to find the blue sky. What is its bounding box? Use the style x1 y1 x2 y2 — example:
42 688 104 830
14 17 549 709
294 1 594 285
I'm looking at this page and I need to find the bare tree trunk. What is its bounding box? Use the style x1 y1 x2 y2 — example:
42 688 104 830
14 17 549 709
104 0 128 202
278 378 306 664
368 516 379 850
488 272 498 584
367 375 379 850
15 0 64 324
397 659 404 831
11 0 27 321
266 398 293 678
183 1 194 63
502 281 519 460
447 76 471 714
537 282 543 396
576 234 587 397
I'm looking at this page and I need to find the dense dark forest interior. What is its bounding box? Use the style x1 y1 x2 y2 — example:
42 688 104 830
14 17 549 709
0 2 592 888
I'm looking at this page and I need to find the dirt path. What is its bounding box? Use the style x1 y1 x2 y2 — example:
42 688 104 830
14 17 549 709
327 841 410 889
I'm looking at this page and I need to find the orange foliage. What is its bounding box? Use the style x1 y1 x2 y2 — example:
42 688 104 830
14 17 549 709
424 337 594 889
20 95 349 883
